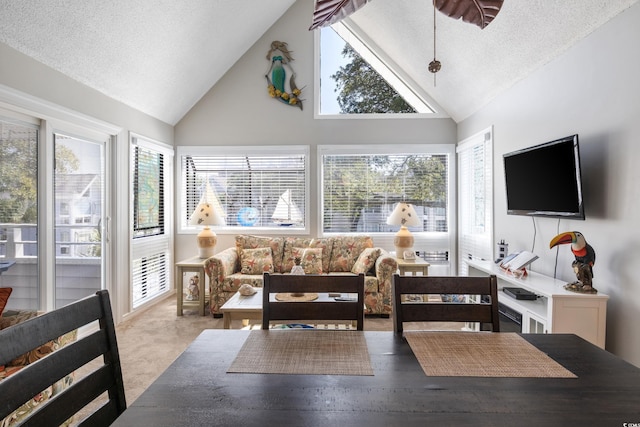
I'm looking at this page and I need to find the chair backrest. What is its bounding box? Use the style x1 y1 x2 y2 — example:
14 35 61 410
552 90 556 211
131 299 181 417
0 290 126 427
262 273 365 330
392 274 500 334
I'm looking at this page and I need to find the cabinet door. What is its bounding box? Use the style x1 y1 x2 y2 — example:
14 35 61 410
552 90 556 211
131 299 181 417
552 297 607 348
526 311 547 334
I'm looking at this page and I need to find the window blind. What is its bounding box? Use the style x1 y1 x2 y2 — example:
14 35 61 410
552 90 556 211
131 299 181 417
133 146 164 238
131 136 173 309
457 128 493 275
178 147 308 231
319 145 454 259
132 250 168 308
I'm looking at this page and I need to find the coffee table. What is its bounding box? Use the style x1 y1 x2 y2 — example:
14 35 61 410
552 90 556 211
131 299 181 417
220 288 263 329
220 288 361 329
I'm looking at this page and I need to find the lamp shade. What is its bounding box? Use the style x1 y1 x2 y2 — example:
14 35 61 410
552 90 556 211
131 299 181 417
189 202 225 227
386 202 420 227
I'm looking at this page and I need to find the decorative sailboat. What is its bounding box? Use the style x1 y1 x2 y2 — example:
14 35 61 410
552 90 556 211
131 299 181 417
271 189 303 226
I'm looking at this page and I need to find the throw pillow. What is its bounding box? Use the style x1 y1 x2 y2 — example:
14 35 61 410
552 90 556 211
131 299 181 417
329 236 374 272
351 248 381 274
235 235 285 273
309 238 334 273
281 237 313 272
0 287 12 317
297 247 323 274
240 247 275 275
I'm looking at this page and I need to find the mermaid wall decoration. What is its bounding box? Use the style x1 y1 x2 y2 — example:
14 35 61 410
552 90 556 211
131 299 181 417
265 41 304 110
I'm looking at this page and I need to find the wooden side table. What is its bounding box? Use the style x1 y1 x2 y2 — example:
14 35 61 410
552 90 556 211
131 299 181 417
396 258 430 276
175 256 208 316
395 258 434 302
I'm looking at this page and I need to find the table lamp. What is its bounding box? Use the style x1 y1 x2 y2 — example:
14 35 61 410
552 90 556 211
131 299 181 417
386 202 421 258
189 200 225 259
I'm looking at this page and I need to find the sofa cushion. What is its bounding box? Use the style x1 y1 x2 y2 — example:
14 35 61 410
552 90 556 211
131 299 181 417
281 237 313 273
0 309 38 330
223 273 264 292
240 247 274 275
329 236 374 272
299 248 323 274
351 248 381 275
235 235 285 273
0 287 12 317
309 238 334 273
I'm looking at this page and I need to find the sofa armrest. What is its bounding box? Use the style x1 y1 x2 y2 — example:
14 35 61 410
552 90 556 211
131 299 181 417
204 247 239 288
204 247 239 313
374 250 398 299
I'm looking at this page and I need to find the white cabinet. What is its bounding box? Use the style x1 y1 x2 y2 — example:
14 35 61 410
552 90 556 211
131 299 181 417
466 259 608 349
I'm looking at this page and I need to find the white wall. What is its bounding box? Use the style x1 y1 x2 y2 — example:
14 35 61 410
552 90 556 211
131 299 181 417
174 0 457 260
459 3 640 366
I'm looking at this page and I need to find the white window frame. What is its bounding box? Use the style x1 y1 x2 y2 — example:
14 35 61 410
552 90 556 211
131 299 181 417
130 133 174 310
318 144 456 265
457 126 493 275
177 145 310 235
314 20 447 119
0 87 121 314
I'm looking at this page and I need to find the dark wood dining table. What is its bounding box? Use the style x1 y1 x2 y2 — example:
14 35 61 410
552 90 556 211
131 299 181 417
111 330 640 427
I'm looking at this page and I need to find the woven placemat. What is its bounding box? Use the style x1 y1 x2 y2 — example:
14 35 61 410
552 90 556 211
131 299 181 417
275 292 318 302
227 330 374 375
405 331 577 378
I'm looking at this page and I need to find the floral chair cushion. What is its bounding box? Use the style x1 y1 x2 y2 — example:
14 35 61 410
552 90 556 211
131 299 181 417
329 235 374 272
240 247 274 275
0 310 77 427
0 287 12 317
351 247 382 274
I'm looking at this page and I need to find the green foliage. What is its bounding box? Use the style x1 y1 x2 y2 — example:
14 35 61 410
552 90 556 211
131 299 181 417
0 137 79 223
331 45 417 114
323 155 447 232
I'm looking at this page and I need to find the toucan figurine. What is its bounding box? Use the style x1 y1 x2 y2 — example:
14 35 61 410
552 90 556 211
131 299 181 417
549 231 597 294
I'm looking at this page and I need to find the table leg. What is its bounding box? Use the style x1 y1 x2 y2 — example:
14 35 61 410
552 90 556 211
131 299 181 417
198 270 205 316
176 267 183 316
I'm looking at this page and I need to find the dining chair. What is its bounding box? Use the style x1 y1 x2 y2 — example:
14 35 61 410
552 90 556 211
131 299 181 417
392 274 500 334
262 273 365 330
0 289 126 427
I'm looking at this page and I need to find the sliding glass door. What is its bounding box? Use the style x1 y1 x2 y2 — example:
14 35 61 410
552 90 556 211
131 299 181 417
54 133 106 308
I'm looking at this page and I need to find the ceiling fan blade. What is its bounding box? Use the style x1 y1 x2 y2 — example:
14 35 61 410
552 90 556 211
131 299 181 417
435 0 504 29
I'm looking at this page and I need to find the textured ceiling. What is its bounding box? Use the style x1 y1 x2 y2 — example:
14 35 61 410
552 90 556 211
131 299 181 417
348 0 639 122
0 0 637 125
0 0 296 125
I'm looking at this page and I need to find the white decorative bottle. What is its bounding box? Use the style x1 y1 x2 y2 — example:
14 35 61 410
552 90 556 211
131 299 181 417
290 256 305 275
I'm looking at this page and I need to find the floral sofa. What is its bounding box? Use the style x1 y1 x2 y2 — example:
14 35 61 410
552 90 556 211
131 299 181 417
204 235 398 316
0 308 77 427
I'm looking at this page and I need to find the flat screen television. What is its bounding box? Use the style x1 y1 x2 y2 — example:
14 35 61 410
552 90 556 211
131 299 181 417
503 134 585 219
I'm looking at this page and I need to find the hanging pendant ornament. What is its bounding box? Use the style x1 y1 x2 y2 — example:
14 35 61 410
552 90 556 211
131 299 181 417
428 0 441 86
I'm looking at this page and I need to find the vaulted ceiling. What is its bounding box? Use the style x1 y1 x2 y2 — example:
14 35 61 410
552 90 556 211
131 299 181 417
0 0 637 125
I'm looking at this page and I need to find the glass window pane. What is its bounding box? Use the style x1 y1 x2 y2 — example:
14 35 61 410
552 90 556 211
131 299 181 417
54 133 104 308
322 153 448 233
179 150 308 231
133 146 164 238
0 118 39 310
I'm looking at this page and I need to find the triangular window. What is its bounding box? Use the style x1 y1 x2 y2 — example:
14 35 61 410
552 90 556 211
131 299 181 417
317 22 437 116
